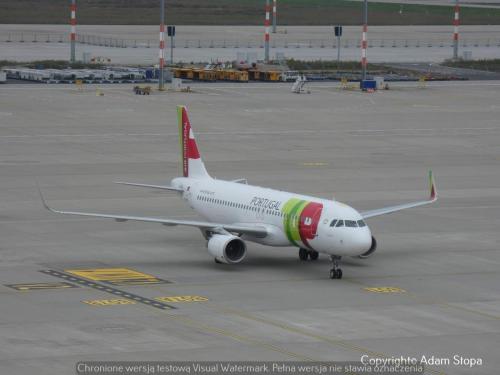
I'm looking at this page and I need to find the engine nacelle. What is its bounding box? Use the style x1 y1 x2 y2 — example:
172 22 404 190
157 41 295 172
358 236 377 259
207 235 247 264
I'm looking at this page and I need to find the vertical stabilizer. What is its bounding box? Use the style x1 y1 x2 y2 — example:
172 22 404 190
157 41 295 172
177 106 210 179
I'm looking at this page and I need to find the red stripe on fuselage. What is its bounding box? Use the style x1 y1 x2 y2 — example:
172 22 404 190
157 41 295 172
298 202 323 250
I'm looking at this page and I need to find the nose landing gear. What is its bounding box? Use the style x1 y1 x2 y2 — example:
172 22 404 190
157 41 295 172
299 248 319 261
329 255 343 279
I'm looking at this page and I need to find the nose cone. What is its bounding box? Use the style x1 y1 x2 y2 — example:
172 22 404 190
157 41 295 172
346 227 372 255
355 230 372 252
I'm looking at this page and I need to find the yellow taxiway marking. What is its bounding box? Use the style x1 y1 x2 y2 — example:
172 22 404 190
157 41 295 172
364 287 406 293
65 268 168 286
40 269 176 310
82 298 136 306
155 295 208 303
208 304 445 375
5 282 78 291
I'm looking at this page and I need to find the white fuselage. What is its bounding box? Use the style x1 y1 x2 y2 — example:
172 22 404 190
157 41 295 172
172 177 372 257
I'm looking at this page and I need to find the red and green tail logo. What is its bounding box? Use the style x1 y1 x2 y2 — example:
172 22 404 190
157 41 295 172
282 198 323 250
178 106 201 177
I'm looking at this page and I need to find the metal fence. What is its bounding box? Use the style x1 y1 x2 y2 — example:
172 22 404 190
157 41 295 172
3 32 500 49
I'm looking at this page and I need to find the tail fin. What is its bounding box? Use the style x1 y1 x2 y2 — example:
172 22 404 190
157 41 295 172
429 170 437 201
177 105 211 179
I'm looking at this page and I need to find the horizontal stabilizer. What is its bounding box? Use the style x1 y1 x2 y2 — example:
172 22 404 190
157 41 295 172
231 178 248 184
114 181 183 192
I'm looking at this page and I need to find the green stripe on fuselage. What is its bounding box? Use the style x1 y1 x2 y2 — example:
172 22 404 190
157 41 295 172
282 198 308 247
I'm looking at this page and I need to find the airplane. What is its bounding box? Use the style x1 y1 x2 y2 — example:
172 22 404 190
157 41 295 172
39 105 437 279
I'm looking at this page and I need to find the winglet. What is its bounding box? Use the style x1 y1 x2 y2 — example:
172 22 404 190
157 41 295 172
36 183 55 213
429 170 437 201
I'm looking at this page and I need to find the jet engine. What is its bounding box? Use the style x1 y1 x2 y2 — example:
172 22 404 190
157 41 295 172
358 236 377 259
207 234 247 264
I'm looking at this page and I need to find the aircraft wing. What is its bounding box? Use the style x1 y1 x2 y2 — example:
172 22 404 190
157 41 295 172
38 188 267 237
361 171 437 219
114 181 183 192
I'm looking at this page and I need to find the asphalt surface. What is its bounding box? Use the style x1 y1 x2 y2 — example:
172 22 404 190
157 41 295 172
0 81 499 375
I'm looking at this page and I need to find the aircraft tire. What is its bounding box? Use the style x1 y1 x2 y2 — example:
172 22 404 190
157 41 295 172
329 268 343 279
299 248 309 261
309 251 319 260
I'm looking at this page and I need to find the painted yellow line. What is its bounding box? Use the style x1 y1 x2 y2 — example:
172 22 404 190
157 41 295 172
350 278 500 321
212 304 387 357
154 310 317 362
210 304 446 375
438 303 500 320
155 295 208 303
65 267 168 285
66 268 155 281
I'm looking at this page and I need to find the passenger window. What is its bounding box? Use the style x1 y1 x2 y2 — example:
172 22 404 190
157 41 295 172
335 220 344 227
330 219 337 227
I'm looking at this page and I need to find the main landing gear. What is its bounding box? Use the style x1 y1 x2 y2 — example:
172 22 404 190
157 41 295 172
329 255 343 279
299 248 319 261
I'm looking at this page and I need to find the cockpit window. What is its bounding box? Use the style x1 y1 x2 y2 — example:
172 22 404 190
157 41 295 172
335 220 344 227
345 220 358 227
330 219 337 227
357 219 366 227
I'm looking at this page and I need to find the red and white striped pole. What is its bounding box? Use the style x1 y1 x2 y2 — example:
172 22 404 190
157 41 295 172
272 0 277 33
70 0 76 63
264 0 270 63
453 0 460 60
159 0 165 90
361 0 368 81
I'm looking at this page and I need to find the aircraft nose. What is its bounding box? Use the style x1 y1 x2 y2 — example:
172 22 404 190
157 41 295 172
349 228 372 254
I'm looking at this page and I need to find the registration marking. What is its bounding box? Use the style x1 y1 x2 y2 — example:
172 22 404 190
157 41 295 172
364 287 406 293
64 268 170 286
5 282 78 291
82 298 136 306
155 295 209 303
